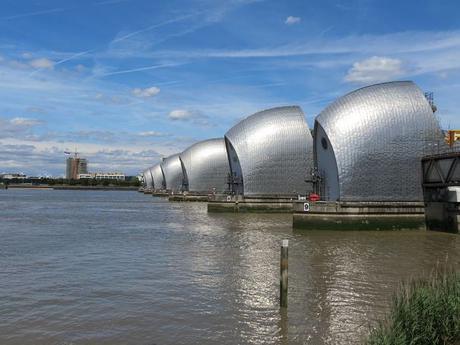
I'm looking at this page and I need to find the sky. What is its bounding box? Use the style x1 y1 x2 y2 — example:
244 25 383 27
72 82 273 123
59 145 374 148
1 0 460 176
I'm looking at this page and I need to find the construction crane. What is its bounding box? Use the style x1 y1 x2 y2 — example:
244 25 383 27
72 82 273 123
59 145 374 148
64 149 79 158
445 130 460 147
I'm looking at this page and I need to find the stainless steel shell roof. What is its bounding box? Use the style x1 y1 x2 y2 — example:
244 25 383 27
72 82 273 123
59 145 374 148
151 163 165 190
225 105 313 196
161 154 184 192
315 81 443 202
143 168 154 189
179 138 230 193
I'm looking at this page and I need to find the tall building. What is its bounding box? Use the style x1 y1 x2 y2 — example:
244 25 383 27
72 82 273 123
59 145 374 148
66 157 88 179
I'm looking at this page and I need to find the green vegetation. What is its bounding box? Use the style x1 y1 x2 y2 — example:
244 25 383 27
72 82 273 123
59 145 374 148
367 268 460 345
45 177 140 187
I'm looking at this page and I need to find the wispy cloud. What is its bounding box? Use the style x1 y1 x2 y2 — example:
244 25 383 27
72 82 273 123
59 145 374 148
1 8 65 21
95 63 183 77
147 30 460 59
111 13 200 44
1 0 136 22
30 12 201 75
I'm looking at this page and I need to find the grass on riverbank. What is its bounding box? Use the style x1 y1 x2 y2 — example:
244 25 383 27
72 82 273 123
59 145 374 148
367 268 460 345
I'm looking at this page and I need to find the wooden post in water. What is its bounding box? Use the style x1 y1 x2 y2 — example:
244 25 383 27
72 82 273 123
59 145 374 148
280 239 288 308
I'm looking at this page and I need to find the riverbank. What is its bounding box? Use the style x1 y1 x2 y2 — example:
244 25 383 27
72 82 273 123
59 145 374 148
367 268 460 345
6 184 138 191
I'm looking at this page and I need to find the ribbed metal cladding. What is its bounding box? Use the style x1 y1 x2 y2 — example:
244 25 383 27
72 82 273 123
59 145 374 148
179 138 230 193
225 105 313 196
142 168 154 189
161 154 184 192
315 81 444 202
151 163 165 190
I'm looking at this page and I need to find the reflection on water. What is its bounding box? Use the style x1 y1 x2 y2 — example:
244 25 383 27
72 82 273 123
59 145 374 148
0 190 459 345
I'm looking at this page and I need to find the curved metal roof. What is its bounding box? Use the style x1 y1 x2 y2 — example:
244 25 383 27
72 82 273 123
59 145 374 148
161 154 184 192
143 168 154 190
315 81 443 201
179 138 230 193
151 163 165 190
225 105 313 196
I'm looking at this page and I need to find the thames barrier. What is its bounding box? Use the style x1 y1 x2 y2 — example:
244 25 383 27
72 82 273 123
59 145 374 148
139 80 459 232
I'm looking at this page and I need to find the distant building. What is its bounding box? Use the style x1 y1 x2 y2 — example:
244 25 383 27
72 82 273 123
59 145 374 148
78 172 125 181
0 173 27 180
66 157 88 179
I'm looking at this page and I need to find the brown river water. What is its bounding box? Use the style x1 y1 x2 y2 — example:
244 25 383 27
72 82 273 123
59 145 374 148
1 189 459 345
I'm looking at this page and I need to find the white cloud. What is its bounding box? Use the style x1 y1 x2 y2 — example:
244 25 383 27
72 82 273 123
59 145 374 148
344 56 404 83
22 52 32 59
168 109 192 120
9 117 43 126
167 109 212 126
29 58 54 70
138 131 166 137
132 86 161 98
285 16 301 25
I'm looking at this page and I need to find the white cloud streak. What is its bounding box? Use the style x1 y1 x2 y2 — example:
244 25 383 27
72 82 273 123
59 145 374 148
2 8 65 21
111 13 200 44
285 16 301 25
149 30 460 59
95 63 183 77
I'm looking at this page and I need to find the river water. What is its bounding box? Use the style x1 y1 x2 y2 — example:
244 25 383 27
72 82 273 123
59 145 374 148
1 190 459 345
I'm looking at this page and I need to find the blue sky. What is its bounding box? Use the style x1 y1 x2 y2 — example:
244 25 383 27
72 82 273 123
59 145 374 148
1 0 459 176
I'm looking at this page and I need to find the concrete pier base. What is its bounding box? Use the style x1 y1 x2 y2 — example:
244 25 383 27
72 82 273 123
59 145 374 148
208 195 294 213
169 194 209 202
425 202 460 233
293 201 426 230
152 191 169 197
